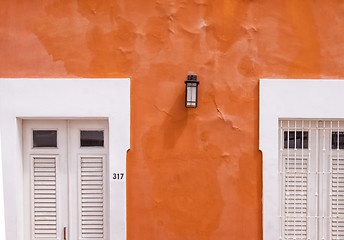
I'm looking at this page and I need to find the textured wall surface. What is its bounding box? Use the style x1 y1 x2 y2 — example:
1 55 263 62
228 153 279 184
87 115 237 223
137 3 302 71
1 0 342 239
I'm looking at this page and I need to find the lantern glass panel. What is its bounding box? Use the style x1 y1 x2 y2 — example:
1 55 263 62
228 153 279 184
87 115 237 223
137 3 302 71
186 86 195 101
186 83 197 107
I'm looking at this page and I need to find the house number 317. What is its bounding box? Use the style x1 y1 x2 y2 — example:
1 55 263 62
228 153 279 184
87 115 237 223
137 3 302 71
113 173 124 180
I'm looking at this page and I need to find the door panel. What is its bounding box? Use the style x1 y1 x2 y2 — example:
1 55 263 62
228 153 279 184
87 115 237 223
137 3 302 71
24 120 68 240
32 155 58 238
80 156 105 239
69 120 108 239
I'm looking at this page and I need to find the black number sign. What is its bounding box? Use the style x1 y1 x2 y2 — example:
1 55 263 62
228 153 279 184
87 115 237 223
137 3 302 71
113 173 124 180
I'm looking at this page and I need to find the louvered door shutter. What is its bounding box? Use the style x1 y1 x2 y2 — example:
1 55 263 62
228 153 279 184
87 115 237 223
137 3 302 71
331 157 344 239
80 156 105 239
32 156 58 239
283 157 308 240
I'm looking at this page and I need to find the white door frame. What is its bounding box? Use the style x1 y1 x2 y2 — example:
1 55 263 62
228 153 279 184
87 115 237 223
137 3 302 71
0 78 130 240
260 79 344 240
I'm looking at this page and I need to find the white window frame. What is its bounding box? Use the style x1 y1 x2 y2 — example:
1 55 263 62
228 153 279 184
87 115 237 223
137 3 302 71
0 78 130 240
260 79 344 240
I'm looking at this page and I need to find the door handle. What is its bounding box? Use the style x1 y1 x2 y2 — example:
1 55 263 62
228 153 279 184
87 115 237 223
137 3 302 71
63 227 67 240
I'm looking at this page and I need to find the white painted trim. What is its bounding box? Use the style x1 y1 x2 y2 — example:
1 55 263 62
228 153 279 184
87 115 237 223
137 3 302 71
0 78 130 240
260 79 344 240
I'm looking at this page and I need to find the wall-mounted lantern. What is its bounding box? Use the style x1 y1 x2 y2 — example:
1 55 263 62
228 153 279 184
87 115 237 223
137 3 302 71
185 75 199 108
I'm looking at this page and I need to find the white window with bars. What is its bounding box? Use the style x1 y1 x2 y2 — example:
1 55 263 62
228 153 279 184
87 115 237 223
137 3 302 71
280 120 344 240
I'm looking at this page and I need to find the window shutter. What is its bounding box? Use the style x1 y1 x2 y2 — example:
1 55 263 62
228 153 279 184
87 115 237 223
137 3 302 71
331 157 344 239
80 156 105 239
284 157 308 239
32 156 58 239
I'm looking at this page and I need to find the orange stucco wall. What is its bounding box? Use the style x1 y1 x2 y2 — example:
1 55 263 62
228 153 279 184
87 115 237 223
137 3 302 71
1 0 342 239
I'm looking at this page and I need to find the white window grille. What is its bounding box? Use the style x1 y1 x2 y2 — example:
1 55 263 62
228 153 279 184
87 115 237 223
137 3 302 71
280 120 344 240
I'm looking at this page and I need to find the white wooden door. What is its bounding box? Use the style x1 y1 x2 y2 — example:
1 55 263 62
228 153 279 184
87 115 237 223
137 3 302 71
23 119 108 240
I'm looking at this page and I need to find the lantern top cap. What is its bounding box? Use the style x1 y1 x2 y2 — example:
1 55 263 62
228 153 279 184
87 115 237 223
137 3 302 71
185 75 199 84
187 75 197 81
